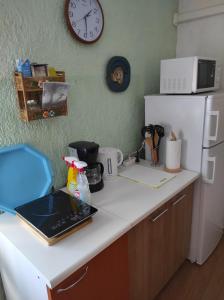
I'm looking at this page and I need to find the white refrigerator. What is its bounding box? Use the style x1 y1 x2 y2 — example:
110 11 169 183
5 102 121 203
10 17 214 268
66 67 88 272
145 92 224 265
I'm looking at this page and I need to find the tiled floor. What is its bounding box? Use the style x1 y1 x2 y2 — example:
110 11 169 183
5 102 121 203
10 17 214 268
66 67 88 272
156 238 224 300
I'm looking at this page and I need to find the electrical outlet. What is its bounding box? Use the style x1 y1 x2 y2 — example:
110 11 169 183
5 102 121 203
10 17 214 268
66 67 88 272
123 157 136 167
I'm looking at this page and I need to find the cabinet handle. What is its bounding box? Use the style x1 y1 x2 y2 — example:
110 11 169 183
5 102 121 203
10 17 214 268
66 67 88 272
151 208 168 222
56 266 88 294
172 194 186 207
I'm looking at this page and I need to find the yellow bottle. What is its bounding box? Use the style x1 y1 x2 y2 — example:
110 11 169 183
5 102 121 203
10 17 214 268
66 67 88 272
67 166 78 195
63 156 87 197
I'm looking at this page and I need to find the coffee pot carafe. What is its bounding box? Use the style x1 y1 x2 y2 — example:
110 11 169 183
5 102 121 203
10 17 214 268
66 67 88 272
68 141 104 193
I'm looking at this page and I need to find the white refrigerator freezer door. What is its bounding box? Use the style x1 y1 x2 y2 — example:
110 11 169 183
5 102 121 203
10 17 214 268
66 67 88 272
203 93 224 147
145 95 205 172
196 142 224 264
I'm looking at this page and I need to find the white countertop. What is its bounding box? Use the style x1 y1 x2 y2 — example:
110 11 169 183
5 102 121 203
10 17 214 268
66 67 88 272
0 162 199 289
93 165 198 227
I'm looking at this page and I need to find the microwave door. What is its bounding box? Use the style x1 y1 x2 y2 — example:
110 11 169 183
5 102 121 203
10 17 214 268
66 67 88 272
197 59 216 91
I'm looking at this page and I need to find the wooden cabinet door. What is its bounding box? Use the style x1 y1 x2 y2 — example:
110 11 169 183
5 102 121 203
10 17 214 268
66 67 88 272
167 185 193 279
129 184 194 300
48 234 129 300
129 203 170 300
145 204 170 300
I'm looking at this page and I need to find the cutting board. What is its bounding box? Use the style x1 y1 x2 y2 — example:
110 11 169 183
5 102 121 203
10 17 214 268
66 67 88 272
119 164 176 189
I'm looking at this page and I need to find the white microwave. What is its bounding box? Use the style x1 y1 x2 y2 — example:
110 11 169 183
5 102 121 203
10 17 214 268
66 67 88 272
160 56 221 94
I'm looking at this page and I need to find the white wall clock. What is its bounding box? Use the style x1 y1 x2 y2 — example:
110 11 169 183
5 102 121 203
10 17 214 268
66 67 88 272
65 0 104 44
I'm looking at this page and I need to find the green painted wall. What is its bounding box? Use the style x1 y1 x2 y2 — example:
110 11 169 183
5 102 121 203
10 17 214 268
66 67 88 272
0 0 177 188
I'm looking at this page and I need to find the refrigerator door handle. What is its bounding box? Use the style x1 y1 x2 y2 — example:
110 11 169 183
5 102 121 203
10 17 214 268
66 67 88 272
203 156 216 184
207 111 219 141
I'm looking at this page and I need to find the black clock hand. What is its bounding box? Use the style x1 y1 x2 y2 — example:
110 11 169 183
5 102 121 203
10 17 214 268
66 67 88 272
84 15 88 36
83 9 92 36
75 9 92 22
85 9 92 18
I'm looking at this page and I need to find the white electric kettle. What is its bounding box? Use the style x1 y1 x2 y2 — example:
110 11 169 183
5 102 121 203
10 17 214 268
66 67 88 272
97 147 123 177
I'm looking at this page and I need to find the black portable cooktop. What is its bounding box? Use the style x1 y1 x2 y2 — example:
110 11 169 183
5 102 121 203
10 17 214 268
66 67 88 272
15 190 98 239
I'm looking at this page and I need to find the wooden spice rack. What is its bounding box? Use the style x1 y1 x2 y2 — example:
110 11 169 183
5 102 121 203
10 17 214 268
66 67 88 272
14 71 68 122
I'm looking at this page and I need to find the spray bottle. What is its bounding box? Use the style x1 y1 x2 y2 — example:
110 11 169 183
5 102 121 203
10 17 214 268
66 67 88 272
76 167 91 205
63 156 91 204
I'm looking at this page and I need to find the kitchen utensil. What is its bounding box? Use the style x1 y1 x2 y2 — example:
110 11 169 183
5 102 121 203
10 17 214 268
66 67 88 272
68 141 99 164
142 124 155 163
148 124 159 164
153 129 159 163
86 162 104 192
145 136 155 164
68 141 104 193
97 147 123 177
148 124 155 149
142 125 163 164
141 125 151 138
155 125 165 162
171 131 177 141
155 125 165 146
145 137 152 152
144 127 157 164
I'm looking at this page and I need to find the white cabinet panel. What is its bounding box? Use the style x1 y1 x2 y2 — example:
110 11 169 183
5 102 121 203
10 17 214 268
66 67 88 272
0 235 48 300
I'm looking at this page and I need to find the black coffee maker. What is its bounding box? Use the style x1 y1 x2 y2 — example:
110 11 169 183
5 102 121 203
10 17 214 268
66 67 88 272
68 141 104 193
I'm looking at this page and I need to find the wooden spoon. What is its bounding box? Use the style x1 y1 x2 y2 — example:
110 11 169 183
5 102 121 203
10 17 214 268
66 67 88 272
145 136 157 163
153 130 159 163
171 131 177 141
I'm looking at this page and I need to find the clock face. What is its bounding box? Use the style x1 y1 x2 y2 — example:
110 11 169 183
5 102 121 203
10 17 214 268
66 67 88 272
65 0 104 44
